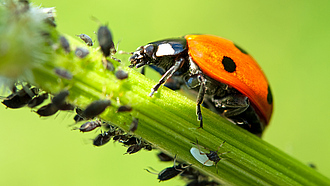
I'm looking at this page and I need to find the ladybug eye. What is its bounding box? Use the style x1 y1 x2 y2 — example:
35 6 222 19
144 44 155 58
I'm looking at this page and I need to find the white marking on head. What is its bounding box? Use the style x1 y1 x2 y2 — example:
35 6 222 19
155 43 175 57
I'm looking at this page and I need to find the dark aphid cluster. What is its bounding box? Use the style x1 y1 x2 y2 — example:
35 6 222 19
125 138 152 154
2 83 39 109
36 90 74 117
113 135 137 145
1 84 74 117
93 125 124 147
146 155 191 182
155 152 220 185
76 34 93 46
111 133 152 154
71 100 112 123
71 99 111 125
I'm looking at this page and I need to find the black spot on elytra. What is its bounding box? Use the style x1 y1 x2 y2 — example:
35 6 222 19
234 43 248 55
222 56 236 73
267 85 273 104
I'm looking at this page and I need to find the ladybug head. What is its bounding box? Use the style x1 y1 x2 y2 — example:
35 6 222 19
129 44 156 68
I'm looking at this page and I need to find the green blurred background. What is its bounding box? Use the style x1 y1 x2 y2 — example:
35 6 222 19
1 0 330 185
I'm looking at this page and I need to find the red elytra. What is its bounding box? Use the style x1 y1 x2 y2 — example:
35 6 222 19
185 35 273 124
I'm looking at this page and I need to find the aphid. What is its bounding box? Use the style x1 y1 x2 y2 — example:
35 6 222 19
129 118 138 132
126 144 142 154
52 90 69 108
54 68 73 80
115 69 128 80
2 85 38 109
191 140 230 171
117 105 132 112
157 152 173 162
122 137 139 146
190 147 213 167
308 163 317 169
97 25 115 57
59 36 70 53
36 103 59 116
76 34 93 46
74 120 102 132
146 155 190 182
93 131 111 146
125 140 151 154
82 99 111 119
27 93 49 108
75 47 90 58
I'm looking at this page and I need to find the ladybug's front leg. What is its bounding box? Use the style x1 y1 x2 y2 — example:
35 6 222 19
149 58 185 97
196 74 206 128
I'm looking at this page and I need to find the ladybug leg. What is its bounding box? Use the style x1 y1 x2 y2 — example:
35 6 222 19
213 94 249 118
148 65 182 90
149 58 185 97
196 74 206 128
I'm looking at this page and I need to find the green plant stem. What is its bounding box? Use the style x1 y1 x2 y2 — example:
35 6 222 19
1 2 330 185
26 36 330 185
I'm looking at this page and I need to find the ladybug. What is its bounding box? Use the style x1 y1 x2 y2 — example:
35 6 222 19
129 35 273 135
